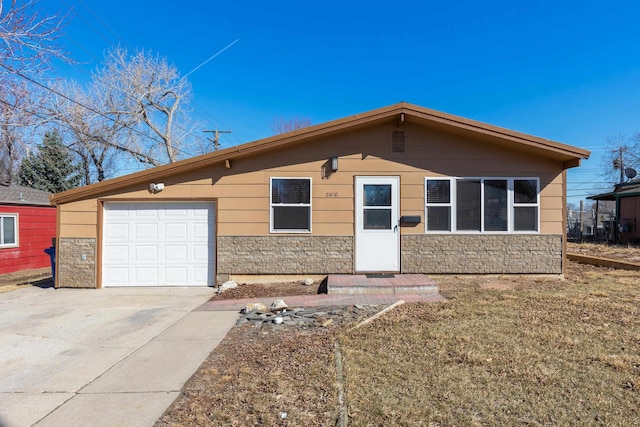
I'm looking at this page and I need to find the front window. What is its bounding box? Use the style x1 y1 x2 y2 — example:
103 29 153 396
270 178 311 232
513 179 539 231
426 179 451 231
456 179 481 231
0 214 18 247
425 177 539 233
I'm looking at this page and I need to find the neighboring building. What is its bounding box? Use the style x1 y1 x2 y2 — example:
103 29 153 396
0 184 56 275
50 103 590 288
588 181 640 243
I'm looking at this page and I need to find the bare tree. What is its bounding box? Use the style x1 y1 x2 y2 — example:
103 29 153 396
0 84 31 182
0 0 67 73
92 46 194 164
271 116 312 135
47 81 116 184
46 80 163 184
600 134 640 186
0 0 68 183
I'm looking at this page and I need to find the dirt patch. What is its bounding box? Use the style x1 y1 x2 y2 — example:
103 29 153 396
209 280 323 301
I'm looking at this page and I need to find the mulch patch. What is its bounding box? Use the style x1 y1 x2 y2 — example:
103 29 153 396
209 280 323 301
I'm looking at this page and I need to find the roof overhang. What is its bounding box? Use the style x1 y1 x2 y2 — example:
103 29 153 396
50 102 591 205
587 192 616 201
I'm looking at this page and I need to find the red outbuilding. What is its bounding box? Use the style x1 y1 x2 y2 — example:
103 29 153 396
0 184 56 276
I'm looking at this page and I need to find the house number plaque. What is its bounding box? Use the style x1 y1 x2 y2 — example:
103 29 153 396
325 192 338 198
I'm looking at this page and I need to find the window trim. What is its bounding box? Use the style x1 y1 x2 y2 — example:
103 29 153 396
0 213 19 248
424 177 540 234
269 177 312 234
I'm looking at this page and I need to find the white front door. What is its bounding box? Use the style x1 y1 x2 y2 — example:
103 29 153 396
355 176 400 272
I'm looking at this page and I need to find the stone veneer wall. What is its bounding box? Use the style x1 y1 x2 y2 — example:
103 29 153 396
57 237 96 288
402 234 563 274
217 236 354 281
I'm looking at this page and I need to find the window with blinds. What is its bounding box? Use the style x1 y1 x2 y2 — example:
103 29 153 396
425 177 539 233
270 178 312 232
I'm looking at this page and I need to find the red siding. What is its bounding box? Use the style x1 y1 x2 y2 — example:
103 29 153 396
619 196 640 243
0 205 56 275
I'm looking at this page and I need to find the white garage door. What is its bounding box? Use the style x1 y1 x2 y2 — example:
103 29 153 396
102 202 215 287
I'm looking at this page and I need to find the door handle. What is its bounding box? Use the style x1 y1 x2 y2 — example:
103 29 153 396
394 224 398 232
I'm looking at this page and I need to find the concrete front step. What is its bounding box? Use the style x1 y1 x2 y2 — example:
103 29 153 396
327 274 439 295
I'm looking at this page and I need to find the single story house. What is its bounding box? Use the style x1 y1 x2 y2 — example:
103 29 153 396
588 180 640 243
50 103 590 288
0 184 56 276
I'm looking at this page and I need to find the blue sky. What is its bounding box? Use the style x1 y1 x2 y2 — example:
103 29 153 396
40 0 640 204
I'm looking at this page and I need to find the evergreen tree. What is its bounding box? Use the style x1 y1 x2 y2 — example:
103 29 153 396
18 130 82 193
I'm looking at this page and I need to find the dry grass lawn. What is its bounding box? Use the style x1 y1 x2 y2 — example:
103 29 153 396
159 258 640 426
342 267 640 426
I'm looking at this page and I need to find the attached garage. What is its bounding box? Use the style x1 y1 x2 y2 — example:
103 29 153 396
102 201 215 287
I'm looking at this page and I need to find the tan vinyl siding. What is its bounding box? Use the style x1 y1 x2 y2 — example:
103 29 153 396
59 223 96 238
57 121 568 241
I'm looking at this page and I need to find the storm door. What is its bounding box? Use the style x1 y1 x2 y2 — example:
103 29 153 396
355 176 400 272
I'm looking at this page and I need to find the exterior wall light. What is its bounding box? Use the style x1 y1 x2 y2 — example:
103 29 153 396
330 156 339 172
149 182 165 193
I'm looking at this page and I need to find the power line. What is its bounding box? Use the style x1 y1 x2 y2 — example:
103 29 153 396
59 0 115 47
76 0 128 47
0 63 212 163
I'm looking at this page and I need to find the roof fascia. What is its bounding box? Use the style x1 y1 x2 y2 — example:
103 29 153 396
51 102 590 204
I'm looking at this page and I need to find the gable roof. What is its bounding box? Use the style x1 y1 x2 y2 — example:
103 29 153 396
0 184 52 206
50 102 591 205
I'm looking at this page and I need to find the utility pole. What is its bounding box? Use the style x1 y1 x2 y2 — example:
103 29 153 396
579 200 584 242
613 147 625 183
203 129 232 151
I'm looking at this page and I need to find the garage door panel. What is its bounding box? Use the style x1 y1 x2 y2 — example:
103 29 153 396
135 245 158 261
193 223 210 239
164 208 188 218
134 206 159 218
106 224 129 239
192 244 209 261
104 245 129 261
106 205 131 217
165 245 187 261
103 202 215 287
165 267 188 283
105 267 130 285
135 223 158 239
165 223 187 239
135 267 158 284
193 267 209 282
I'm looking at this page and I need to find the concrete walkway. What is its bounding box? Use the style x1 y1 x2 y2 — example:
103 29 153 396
0 286 237 427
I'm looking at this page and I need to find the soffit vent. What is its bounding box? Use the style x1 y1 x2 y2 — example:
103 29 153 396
391 130 407 153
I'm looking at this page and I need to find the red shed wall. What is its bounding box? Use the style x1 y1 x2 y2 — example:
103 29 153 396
0 205 56 275
619 196 640 243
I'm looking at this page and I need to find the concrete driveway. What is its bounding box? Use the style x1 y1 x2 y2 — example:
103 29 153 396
0 285 238 427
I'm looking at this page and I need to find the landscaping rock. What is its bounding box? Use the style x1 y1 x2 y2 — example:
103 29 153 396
219 280 238 292
321 319 334 327
270 299 288 311
242 302 269 313
303 278 315 286
235 304 385 331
